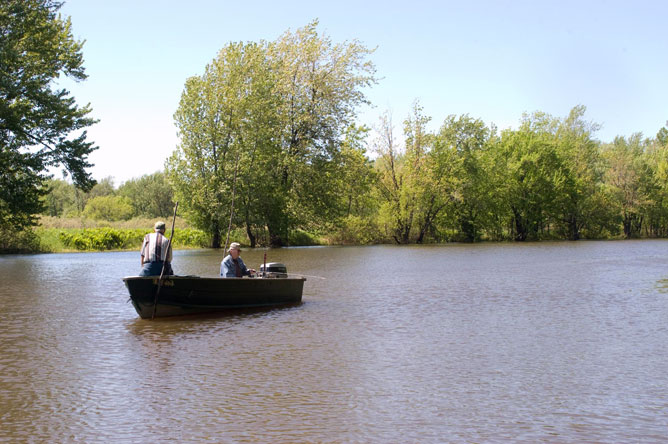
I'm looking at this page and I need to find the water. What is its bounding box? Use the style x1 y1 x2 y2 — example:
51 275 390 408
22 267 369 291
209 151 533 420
1 241 668 443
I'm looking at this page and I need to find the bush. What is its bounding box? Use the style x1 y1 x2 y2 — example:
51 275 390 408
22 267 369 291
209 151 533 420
174 228 210 248
0 226 41 253
56 227 208 251
59 228 127 250
83 196 134 221
327 215 384 245
289 229 320 246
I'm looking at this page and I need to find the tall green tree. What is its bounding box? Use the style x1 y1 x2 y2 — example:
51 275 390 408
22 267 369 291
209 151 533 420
497 112 563 241
644 139 668 237
431 114 492 242
264 20 376 245
167 21 376 247
552 106 605 240
374 112 414 244
167 41 279 248
374 104 449 244
0 0 97 235
601 134 654 238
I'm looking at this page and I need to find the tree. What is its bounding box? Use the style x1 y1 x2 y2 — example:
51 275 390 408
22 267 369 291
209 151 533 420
552 106 604 240
167 21 376 247
374 111 414 244
497 112 563 241
82 195 133 221
167 40 279 248
657 123 668 147
41 178 76 216
601 134 654 238
643 140 668 237
0 0 97 234
118 171 174 218
374 104 446 244
431 114 492 242
267 21 376 245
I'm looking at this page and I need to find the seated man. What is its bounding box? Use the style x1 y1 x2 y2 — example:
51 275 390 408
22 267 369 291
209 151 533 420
139 221 173 276
220 242 255 277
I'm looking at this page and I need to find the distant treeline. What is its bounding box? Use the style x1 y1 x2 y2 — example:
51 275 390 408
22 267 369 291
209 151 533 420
42 172 174 221
369 105 668 243
34 105 668 247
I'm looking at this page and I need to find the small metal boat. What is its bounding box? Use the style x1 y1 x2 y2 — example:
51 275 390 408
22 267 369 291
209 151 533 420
123 263 305 319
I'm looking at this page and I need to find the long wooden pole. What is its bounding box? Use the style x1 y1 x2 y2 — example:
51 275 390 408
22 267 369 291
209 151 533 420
151 202 179 319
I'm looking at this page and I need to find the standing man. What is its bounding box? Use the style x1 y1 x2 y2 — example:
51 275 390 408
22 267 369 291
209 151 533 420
220 242 255 278
139 221 173 276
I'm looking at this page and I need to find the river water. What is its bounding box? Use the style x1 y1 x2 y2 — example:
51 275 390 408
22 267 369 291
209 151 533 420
1 241 668 443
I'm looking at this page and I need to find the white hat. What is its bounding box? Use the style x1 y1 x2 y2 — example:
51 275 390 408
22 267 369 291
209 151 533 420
228 242 242 252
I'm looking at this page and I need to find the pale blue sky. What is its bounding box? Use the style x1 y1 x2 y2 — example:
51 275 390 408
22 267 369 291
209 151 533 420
57 0 668 184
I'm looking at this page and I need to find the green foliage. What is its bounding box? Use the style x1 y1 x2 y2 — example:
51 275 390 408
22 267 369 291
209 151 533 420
59 227 129 250
0 0 97 232
41 178 77 216
328 215 384 245
374 103 463 244
657 125 668 147
0 224 41 253
288 229 320 246
118 171 174 217
174 228 210 248
82 195 134 221
600 134 655 238
432 114 493 242
56 227 208 251
167 21 376 248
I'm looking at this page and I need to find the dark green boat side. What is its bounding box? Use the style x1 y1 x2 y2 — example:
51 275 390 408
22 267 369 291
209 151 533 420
123 275 305 319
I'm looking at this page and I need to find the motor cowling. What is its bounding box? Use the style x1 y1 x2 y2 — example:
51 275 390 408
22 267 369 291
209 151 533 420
259 262 288 278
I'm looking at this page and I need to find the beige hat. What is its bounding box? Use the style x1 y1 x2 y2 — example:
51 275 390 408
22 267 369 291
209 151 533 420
154 221 166 230
228 242 242 252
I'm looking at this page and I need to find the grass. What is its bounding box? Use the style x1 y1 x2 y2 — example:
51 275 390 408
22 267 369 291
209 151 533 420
33 216 207 253
38 215 193 230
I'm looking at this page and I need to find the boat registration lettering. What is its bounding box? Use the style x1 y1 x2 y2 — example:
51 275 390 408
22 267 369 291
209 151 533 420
152 278 174 286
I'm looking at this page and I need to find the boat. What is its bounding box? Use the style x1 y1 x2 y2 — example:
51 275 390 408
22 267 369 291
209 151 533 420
123 263 305 319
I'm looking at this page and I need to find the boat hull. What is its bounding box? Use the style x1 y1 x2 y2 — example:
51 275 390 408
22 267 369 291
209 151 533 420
123 276 305 319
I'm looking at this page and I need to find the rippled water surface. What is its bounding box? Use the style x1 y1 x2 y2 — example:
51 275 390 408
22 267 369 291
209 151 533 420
1 241 668 442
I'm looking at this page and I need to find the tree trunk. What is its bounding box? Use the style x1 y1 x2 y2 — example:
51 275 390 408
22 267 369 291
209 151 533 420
513 208 528 241
567 214 580 241
246 223 256 248
211 229 221 249
459 208 477 243
269 231 285 247
623 214 643 239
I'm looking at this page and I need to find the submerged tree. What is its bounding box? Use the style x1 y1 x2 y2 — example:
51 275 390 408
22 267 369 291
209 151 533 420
0 0 97 240
432 114 492 242
496 112 563 241
601 134 654 238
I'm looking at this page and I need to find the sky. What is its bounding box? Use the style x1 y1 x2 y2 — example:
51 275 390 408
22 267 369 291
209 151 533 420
56 0 668 185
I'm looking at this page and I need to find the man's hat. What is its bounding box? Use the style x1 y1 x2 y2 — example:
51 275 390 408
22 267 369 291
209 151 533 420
228 242 242 252
154 221 166 230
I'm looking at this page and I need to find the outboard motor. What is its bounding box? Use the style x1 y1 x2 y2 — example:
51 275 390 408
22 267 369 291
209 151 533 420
259 262 288 278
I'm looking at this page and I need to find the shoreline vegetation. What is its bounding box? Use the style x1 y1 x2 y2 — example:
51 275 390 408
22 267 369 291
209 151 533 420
1 214 645 255
9 216 322 254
